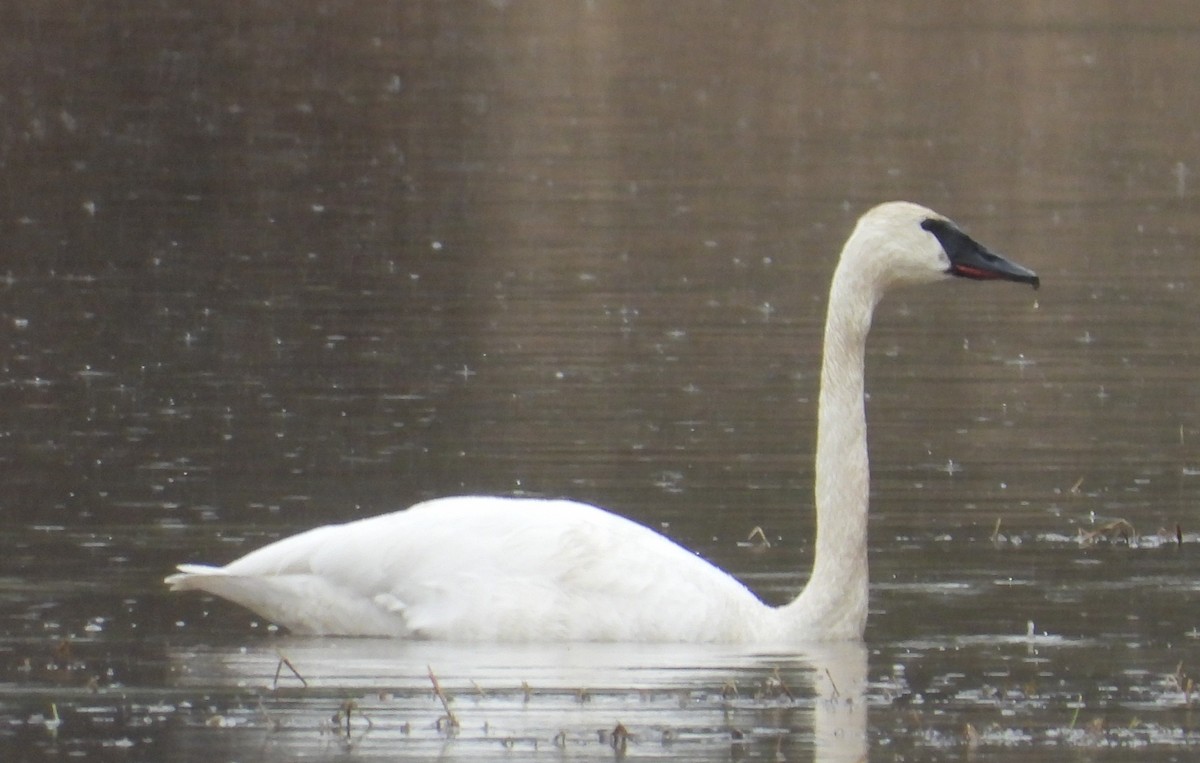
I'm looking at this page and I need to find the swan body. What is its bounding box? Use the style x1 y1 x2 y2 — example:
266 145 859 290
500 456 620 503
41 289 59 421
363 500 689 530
167 201 1038 642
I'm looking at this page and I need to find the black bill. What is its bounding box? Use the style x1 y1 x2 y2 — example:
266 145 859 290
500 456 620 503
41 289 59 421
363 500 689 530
921 217 1040 290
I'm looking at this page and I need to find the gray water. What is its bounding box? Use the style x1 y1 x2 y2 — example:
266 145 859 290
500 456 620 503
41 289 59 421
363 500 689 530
3 2 1200 760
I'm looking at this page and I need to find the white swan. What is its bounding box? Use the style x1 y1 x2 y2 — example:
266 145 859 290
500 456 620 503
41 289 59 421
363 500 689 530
166 201 1038 642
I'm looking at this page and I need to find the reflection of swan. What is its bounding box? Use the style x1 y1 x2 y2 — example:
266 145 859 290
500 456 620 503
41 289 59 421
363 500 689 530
166 202 1038 641
167 639 868 761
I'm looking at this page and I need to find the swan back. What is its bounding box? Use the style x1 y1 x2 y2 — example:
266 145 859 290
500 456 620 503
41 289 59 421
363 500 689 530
167 497 778 641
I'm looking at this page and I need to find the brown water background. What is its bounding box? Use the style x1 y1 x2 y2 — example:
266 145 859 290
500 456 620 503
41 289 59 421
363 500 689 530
3 2 1200 760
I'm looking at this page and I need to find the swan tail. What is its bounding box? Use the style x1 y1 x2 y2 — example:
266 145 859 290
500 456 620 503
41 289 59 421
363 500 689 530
164 564 225 591
164 565 410 637
164 565 294 618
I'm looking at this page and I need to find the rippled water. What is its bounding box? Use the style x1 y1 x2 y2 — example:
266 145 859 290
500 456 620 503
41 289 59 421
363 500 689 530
4 1 1200 760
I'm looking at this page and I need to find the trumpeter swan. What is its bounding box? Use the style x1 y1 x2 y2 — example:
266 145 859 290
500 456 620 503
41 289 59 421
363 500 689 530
166 201 1038 642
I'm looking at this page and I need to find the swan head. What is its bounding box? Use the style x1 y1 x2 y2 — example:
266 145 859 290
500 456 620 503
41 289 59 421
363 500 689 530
846 201 1040 292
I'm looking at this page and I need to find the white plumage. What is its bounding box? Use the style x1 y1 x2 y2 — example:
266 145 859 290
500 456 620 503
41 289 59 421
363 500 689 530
171 497 773 640
166 201 1038 642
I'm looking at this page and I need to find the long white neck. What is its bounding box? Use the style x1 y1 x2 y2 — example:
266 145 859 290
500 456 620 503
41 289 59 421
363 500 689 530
782 251 879 639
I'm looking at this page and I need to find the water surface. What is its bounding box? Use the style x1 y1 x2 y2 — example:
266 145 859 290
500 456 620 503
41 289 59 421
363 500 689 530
3 1 1200 760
